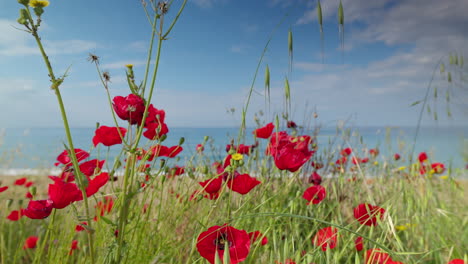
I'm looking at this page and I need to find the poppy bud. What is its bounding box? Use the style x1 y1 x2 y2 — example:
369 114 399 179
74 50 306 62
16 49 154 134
203 136 209 142
6 199 13 208
29 186 37 196
178 137 185 145
160 159 166 168
160 134 167 142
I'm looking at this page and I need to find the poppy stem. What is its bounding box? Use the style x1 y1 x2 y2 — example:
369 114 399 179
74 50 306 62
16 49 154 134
25 9 96 263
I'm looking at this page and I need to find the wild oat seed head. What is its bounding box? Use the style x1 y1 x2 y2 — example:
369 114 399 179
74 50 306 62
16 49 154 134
29 0 49 8
158 1 169 14
103 71 111 82
87 53 100 64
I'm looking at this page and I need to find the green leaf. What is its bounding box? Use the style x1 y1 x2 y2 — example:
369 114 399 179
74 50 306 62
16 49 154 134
410 100 421 107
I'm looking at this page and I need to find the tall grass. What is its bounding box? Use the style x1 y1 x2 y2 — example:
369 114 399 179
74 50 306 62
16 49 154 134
1 1 466 264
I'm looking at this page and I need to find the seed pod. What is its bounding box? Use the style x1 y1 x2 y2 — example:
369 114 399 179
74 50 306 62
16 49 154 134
460 55 464 67
284 76 290 101
265 65 270 103
447 72 452 83
449 54 454 65
445 90 450 102
455 55 459 65
434 87 437 98
338 1 344 26
288 29 293 72
317 0 323 33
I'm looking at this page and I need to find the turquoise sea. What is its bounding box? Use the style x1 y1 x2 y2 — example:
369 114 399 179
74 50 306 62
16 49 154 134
0 126 466 175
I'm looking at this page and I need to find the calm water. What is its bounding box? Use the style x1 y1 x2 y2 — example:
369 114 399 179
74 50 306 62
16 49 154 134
0 126 466 174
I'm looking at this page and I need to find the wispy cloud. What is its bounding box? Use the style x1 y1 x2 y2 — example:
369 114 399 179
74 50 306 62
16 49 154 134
0 19 97 56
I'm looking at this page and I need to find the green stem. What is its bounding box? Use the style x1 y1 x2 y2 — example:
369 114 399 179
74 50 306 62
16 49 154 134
26 10 96 264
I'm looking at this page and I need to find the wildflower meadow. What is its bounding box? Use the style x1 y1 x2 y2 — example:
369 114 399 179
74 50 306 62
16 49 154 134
0 1 467 264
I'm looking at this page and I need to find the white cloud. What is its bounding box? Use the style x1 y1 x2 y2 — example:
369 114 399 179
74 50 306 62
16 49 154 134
0 19 97 56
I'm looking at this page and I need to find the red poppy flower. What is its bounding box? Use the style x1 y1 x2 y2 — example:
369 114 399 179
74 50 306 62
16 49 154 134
0 186 8 192
308 171 322 185
85 172 109 197
394 153 401 161
75 222 88 232
448 259 465 264
226 144 253 155
23 236 38 249
26 192 33 199
92 126 127 147
54 149 90 167
168 166 185 177
69 240 79 255
79 159 106 177
418 152 428 163
149 145 182 158
369 148 379 157
248 231 268 246
196 224 251 264
274 143 313 172
336 156 347 165
48 180 81 209
266 132 290 156
145 104 166 125
303 185 326 205
361 157 369 163
143 122 169 140
354 203 385 226
340 148 352 156
112 94 146 125
199 176 223 194
23 200 54 219
7 210 22 221
312 227 338 251
287 121 297 128
253 122 274 139
227 174 261 195
14 177 27 186
365 248 392 264
431 163 445 174
196 144 205 153
355 236 364 251
95 197 114 217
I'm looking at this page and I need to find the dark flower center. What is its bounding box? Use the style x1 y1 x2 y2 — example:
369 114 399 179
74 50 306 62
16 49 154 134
214 233 232 250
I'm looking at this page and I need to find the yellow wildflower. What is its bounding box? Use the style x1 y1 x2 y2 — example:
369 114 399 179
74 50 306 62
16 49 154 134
395 225 408 231
373 161 379 166
397 166 407 171
125 64 133 68
29 0 49 8
439 175 449 180
231 153 243 161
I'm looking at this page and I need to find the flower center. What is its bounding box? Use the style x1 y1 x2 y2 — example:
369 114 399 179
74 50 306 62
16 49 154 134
214 233 232 250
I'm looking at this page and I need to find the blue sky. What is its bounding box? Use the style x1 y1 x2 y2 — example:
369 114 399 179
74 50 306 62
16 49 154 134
0 0 467 128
